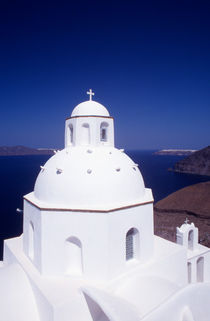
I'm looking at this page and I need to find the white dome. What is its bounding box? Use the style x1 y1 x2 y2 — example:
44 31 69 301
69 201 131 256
34 147 145 210
71 100 110 117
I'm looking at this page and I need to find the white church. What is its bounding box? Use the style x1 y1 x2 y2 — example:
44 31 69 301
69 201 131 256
0 90 210 321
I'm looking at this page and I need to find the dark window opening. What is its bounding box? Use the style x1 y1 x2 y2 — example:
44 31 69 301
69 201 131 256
126 228 139 261
101 128 107 141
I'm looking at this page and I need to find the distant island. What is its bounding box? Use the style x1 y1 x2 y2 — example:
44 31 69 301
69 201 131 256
171 146 210 176
154 149 197 156
0 146 55 156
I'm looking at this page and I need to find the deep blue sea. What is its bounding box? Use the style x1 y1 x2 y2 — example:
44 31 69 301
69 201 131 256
0 151 209 259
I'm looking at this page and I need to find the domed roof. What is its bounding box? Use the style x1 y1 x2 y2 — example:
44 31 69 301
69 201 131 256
71 100 110 117
33 147 146 210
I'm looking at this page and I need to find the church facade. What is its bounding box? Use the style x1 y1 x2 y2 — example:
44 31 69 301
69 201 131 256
0 91 210 321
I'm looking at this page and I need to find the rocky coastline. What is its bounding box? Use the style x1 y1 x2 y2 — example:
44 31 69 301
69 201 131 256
171 146 210 176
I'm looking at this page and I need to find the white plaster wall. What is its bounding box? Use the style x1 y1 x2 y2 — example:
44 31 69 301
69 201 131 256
65 116 114 148
27 281 54 321
53 291 93 321
107 203 154 278
21 199 189 287
150 238 188 287
23 200 42 272
142 283 210 321
149 249 187 287
40 210 109 280
188 250 210 283
3 238 20 265
111 237 188 296
34 202 153 281
203 251 210 282
0 263 40 321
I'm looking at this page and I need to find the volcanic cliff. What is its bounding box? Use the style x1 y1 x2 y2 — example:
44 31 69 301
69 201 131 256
172 146 210 176
154 181 210 247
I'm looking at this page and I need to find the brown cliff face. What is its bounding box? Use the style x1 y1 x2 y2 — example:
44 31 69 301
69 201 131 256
154 181 210 247
172 146 210 176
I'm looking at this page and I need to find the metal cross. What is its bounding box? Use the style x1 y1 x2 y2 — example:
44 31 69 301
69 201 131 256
87 89 95 101
185 217 190 224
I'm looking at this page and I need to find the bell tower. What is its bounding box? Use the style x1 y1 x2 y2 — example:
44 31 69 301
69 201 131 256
64 89 114 148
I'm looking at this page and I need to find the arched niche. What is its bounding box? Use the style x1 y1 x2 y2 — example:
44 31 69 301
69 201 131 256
188 230 194 250
68 123 74 145
65 236 83 275
197 256 204 282
28 221 34 260
83 292 111 321
126 228 139 261
100 122 109 142
81 123 90 145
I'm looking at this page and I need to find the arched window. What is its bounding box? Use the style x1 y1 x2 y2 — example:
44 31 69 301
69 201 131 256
197 256 204 282
187 262 192 283
126 228 139 261
81 123 90 145
28 221 34 260
65 236 83 275
68 124 73 144
188 230 194 250
100 122 109 142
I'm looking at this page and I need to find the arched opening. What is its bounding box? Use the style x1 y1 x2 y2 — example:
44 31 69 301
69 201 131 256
68 124 73 145
81 123 90 145
28 221 34 260
126 228 139 261
83 292 111 321
65 236 83 275
188 230 194 250
197 256 204 282
100 122 109 142
187 262 192 283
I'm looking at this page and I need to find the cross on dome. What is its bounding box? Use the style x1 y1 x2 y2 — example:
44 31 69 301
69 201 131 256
184 217 190 224
87 89 95 101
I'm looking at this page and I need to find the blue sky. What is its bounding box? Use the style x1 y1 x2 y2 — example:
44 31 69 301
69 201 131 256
0 0 209 150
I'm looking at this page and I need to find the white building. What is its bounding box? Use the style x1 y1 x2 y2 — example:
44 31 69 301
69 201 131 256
0 90 210 321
